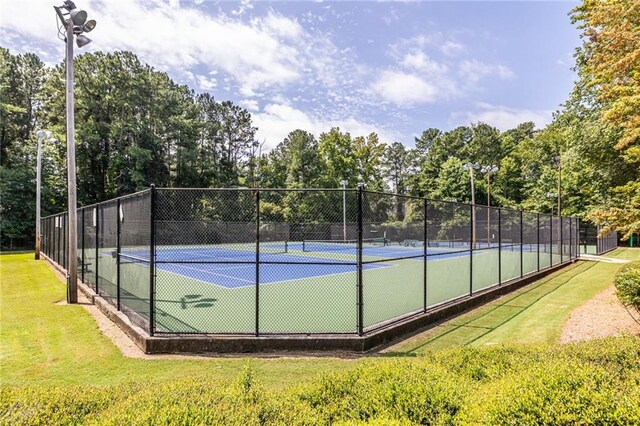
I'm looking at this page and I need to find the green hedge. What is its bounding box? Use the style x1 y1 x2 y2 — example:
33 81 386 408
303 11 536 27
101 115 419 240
615 262 640 312
2 338 639 425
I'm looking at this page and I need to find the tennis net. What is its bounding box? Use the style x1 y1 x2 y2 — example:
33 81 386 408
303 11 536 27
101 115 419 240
302 238 385 252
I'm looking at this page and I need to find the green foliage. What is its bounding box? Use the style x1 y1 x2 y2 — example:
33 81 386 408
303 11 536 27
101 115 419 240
2 338 639 425
4 13 640 247
431 157 469 203
614 262 640 313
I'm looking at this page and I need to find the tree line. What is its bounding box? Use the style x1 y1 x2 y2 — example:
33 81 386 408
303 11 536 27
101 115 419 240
1 0 638 248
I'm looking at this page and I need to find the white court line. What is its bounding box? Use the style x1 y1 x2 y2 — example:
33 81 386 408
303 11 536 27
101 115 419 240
166 263 255 284
158 261 394 290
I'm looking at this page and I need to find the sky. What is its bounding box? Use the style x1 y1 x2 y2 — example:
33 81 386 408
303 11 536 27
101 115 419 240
1 0 582 149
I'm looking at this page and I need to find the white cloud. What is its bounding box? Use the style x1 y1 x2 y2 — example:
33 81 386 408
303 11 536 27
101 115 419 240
260 12 303 38
253 103 401 149
453 103 553 131
441 40 465 56
371 71 440 106
400 51 448 74
373 33 473 106
196 75 217 91
0 0 316 97
231 0 254 16
391 33 465 58
459 59 514 82
240 99 260 112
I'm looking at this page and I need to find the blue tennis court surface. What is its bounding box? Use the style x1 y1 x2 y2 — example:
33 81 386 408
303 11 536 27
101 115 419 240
116 242 507 289
158 262 386 289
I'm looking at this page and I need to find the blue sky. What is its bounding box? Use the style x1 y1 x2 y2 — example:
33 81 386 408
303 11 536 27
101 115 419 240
1 0 582 149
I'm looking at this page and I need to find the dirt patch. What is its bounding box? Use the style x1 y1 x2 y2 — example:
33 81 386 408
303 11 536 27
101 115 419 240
560 285 640 344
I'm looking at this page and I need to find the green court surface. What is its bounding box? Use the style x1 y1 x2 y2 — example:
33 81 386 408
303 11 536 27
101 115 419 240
84 244 569 335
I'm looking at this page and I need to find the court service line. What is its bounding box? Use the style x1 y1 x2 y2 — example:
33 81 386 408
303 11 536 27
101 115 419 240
166 263 255 284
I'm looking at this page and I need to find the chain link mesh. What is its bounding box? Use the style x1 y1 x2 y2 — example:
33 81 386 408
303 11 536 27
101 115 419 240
119 191 152 333
551 216 562 265
39 187 591 337
260 189 358 334
522 212 539 275
472 205 500 292
500 209 522 283
426 200 471 306
97 201 118 305
361 191 425 329
82 206 97 291
153 189 257 334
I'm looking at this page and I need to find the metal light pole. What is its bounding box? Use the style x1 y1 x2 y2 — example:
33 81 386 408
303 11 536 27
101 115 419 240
481 165 499 247
463 162 480 249
35 130 57 260
54 1 96 303
546 192 556 216
340 179 348 240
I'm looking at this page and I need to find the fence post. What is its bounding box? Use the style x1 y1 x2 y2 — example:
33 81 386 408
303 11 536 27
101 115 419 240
498 209 502 285
469 204 474 296
560 216 564 263
520 210 523 278
537 213 540 271
116 198 121 311
149 185 156 336
549 215 553 267
357 186 364 336
62 214 66 271
95 206 100 295
569 216 572 260
81 208 85 284
255 189 260 337
576 219 581 258
423 198 428 313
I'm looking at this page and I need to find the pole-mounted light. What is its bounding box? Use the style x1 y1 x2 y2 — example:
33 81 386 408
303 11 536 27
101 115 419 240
53 0 97 304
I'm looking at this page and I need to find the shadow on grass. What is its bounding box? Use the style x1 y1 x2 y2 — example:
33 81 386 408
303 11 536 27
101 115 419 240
381 261 596 357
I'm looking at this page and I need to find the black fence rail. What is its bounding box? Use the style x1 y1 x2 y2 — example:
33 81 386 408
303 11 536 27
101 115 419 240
40 187 598 337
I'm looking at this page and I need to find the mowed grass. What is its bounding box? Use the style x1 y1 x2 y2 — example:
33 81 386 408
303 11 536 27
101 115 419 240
0 253 356 388
1 249 637 388
387 248 640 354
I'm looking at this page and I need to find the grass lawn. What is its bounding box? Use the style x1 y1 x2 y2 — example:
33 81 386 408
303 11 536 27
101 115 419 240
1 249 637 388
388 248 640 354
0 253 356 388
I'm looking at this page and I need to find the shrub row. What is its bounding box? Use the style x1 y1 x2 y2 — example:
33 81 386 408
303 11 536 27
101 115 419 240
615 261 640 313
1 337 639 425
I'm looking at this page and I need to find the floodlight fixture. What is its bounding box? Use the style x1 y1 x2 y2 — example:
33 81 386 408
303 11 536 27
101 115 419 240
463 162 480 171
83 19 96 32
70 8 87 25
481 164 499 174
76 34 92 47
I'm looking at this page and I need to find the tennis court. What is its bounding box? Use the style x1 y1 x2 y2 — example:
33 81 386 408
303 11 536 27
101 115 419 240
41 187 581 336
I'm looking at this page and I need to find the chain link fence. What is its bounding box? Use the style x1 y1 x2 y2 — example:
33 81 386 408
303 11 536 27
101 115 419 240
40 187 596 337
579 222 617 255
